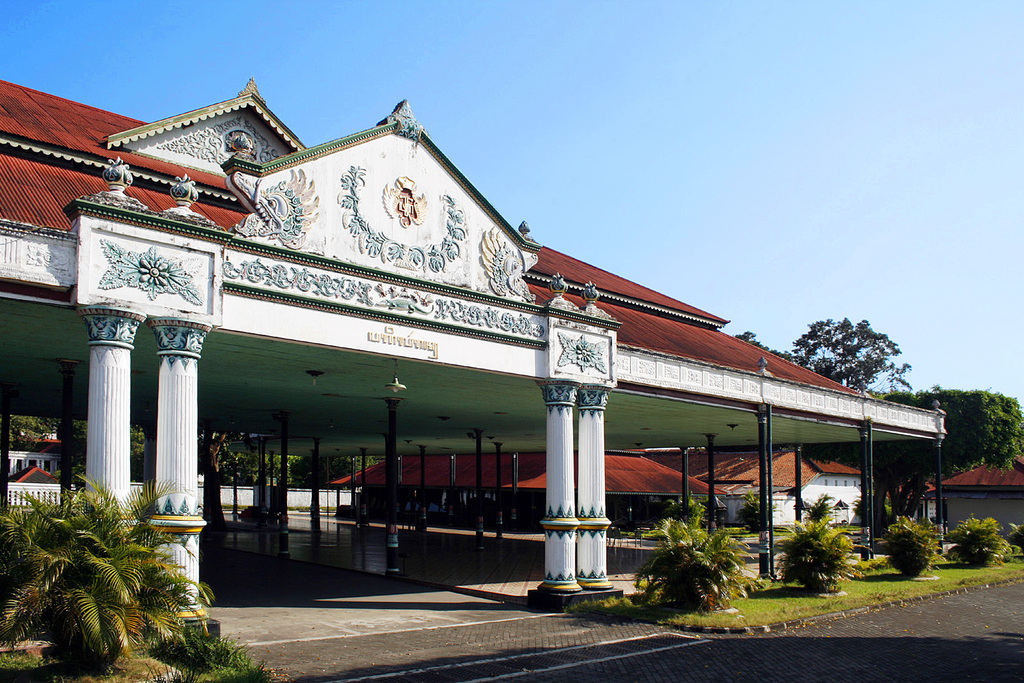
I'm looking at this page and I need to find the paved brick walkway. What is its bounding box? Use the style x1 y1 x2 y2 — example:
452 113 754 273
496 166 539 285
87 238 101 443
205 545 1024 682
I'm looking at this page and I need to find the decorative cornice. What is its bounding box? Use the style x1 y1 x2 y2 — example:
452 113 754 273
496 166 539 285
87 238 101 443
65 198 234 244
221 125 395 177
223 282 546 350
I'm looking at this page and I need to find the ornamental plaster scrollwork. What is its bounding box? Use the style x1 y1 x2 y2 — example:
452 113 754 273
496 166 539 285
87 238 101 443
98 240 204 306
155 116 281 165
481 228 534 303
230 170 321 250
557 333 608 374
337 165 467 273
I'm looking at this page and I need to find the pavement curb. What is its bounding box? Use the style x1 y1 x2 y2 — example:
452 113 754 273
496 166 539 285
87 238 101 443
677 575 1024 635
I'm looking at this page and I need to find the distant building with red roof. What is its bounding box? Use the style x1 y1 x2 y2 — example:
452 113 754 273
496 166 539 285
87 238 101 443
939 456 1024 530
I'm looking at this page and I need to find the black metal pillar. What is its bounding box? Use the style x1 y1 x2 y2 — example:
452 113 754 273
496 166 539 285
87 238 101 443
359 447 369 527
347 454 355 519
232 458 239 517
417 444 427 531
311 437 321 534
1 384 17 506
934 434 945 543
680 446 689 521
794 444 804 523
58 360 78 492
448 452 456 526
859 422 873 559
385 397 402 575
757 406 770 576
766 406 775 577
511 452 519 530
494 441 503 539
472 428 484 550
275 411 291 558
705 433 717 531
867 424 875 550
257 436 267 527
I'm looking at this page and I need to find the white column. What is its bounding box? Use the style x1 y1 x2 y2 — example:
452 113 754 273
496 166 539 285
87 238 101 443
577 384 612 589
538 380 581 594
78 307 145 501
148 318 211 620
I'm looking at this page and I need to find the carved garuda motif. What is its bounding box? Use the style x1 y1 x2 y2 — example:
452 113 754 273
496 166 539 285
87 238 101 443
481 228 534 303
228 169 320 250
382 177 427 228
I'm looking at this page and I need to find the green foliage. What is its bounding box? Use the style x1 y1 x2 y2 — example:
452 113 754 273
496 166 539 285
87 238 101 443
947 516 1013 566
883 517 940 576
733 331 795 362
791 318 910 391
0 484 211 669
150 627 268 683
804 494 835 524
661 496 705 525
1008 523 1024 553
779 520 862 592
634 518 755 612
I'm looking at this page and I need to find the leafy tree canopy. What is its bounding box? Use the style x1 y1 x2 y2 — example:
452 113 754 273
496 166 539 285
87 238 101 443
791 318 911 391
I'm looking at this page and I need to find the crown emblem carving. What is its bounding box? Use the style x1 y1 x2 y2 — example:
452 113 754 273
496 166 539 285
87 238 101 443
382 177 427 228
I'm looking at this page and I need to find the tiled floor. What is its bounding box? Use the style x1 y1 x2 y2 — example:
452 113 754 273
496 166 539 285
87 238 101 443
206 514 651 602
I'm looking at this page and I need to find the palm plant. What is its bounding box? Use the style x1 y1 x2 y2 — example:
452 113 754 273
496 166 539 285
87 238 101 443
947 516 1012 566
882 516 940 576
0 483 211 668
1009 522 1024 553
804 494 835 524
779 520 861 593
634 517 755 612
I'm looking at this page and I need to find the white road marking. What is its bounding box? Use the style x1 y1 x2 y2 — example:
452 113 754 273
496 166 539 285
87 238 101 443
331 632 707 682
246 611 557 646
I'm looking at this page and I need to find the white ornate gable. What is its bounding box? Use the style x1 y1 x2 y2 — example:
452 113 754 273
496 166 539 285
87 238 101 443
224 112 539 303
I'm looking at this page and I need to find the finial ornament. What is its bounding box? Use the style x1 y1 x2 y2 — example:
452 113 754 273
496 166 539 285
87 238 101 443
170 175 199 207
582 281 599 304
518 221 535 241
102 157 133 193
238 77 265 103
545 273 577 311
382 100 425 140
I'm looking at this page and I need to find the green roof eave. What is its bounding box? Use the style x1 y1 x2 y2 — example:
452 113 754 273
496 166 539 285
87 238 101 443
64 198 234 243
107 94 305 152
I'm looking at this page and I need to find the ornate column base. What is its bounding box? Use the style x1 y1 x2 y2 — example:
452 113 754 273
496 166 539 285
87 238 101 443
150 512 207 619
577 517 614 590
539 518 581 593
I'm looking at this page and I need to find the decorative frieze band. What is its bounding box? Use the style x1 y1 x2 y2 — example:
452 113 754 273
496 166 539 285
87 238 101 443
222 252 546 342
615 347 943 435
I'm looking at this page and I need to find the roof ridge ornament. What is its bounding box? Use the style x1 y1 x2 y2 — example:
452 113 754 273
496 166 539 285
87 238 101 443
581 281 615 320
238 77 265 104
162 174 214 226
518 221 536 242
545 273 579 312
102 157 132 194
381 100 425 141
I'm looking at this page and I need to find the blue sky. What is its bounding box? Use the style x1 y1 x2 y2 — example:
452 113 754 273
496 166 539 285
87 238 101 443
6 1 1024 400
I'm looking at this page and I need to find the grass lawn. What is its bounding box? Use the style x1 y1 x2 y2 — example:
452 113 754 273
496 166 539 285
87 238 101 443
570 556 1024 629
0 652 171 682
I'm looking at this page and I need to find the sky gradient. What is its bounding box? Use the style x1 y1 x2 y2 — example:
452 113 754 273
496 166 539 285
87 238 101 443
5 1 1023 400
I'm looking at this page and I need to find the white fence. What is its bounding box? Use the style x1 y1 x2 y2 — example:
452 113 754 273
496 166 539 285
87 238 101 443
7 482 60 506
6 483 351 511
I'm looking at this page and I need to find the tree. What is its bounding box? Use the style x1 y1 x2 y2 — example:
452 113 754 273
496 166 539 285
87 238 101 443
791 318 911 391
809 388 1024 530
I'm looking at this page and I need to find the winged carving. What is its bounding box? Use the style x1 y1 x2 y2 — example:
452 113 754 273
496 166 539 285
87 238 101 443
481 227 534 303
228 169 320 250
382 176 427 228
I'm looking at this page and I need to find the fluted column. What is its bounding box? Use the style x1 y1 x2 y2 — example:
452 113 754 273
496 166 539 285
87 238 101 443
537 380 581 594
147 318 211 620
78 307 145 501
577 385 612 589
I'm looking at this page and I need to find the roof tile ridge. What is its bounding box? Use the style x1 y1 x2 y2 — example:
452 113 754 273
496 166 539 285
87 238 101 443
4 79 144 128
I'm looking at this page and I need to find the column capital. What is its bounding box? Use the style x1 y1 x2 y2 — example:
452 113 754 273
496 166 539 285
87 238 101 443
537 380 580 406
78 307 145 348
57 359 81 376
147 318 211 359
577 384 610 413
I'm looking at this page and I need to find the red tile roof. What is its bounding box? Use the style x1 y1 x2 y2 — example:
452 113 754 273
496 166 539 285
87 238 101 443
8 466 58 484
642 450 859 489
943 456 1024 488
330 452 721 495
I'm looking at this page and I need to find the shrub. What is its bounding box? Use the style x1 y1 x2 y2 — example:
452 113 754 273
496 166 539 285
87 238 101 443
883 517 940 576
0 484 211 669
662 496 705 525
739 490 780 532
1008 522 1024 553
804 494 835 524
947 516 1013 566
151 627 268 683
779 520 862 593
634 518 755 612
